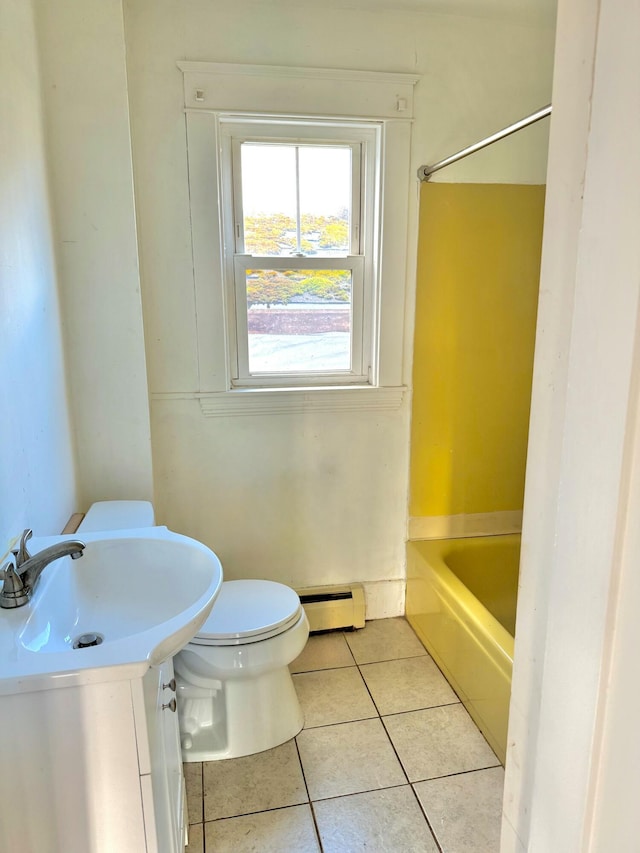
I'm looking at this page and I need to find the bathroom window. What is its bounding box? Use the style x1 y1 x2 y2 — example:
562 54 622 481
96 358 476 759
179 62 417 410
219 119 379 387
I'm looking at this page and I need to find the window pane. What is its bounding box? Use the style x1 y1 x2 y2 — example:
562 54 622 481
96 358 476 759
299 146 351 255
240 143 352 257
245 269 352 373
241 144 297 255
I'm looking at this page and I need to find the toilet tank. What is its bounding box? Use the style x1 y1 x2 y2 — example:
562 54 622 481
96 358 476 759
77 500 155 532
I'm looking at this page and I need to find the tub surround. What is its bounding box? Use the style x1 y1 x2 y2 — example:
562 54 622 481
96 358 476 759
410 183 545 525
406 184 541 767
409 510 523 541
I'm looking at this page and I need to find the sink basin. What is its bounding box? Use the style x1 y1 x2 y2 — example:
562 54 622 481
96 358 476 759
0 527 223 695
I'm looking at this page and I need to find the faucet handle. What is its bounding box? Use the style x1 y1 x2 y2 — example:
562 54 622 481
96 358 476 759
12 529 33 568
0 560 30 608
2 562 24 593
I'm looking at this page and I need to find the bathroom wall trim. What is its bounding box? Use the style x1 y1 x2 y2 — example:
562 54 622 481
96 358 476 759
408 510 523 540
151 387 406 417
362 579 406 619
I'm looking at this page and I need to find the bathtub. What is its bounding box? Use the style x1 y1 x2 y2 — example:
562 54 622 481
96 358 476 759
406 534 520 764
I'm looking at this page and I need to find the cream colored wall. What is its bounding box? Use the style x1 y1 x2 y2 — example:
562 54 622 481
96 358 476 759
0 0 78 546
123 0 554 611
33 0 154 509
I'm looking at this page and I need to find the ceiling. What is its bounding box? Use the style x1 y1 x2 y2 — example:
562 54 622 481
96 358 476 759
245 0 557 28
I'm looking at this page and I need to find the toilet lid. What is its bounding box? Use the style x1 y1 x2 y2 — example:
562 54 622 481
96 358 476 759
191 580 303 646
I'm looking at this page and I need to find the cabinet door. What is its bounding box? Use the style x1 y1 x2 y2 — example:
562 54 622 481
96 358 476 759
142 659 185 853
161 658 186 849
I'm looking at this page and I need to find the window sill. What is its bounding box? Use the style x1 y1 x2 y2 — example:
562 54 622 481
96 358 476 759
152 386 407 417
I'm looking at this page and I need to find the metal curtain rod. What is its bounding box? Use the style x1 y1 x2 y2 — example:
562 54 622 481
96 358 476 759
417 104 552 181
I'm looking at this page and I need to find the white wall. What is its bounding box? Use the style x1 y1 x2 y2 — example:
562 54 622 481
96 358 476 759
123 0 554 610
0 0 78 547
33 0 154 509
502 0 640 849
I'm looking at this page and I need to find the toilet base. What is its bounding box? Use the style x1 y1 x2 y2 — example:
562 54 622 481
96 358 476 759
176 664 304 762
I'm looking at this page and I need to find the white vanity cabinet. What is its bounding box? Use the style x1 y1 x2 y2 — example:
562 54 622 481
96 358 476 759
0 659 186 853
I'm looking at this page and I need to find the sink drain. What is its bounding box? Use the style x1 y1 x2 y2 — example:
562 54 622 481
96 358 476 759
73 632 104 649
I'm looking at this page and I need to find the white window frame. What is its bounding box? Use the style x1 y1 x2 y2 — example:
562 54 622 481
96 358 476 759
219 118 379 388
177 62 419 413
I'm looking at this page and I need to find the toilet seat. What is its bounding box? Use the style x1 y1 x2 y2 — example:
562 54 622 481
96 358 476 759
190 579 303 646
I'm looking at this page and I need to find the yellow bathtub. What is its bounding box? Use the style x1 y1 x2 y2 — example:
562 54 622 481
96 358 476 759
406 535 520 764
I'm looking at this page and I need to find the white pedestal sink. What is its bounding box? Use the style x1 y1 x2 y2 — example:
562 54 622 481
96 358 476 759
0 527 223 852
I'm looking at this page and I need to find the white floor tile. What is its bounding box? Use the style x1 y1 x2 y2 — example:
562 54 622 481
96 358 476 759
314 786 440 853
360 655 458 715
383 704 499 782
290 631 355 673
297 718 406 800
414 766 505 852
293 666 377 728
345 617 427 664
205 804 320 853
203 740 307 821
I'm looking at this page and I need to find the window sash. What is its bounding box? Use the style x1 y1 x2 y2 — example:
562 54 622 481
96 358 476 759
232 254 366 386
230 136 362 256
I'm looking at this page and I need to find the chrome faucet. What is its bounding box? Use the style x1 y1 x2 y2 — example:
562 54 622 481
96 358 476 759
0 529 85 609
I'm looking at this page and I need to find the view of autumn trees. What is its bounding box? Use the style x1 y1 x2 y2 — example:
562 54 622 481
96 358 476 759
244 212 351 307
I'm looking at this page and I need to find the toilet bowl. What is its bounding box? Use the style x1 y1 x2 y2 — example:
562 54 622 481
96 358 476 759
174 579 309 761
77 501 309 762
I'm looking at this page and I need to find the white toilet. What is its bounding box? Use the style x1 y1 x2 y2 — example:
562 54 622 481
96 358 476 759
77 501 309 762
174 579 309 761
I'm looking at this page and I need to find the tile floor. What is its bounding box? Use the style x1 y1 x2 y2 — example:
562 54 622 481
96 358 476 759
183 617 504 852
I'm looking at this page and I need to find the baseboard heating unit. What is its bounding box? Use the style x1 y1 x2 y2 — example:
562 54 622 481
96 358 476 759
296 583 366 632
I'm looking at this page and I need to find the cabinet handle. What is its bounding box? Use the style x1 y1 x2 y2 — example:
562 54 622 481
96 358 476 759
162 698 177 713
162 678 177 692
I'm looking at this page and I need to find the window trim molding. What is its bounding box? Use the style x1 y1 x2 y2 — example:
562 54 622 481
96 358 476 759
177 63 420 118
151 386 407 417
179 62 419 405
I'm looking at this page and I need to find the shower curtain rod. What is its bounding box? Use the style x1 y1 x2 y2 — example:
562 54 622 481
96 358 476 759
417 104 552 181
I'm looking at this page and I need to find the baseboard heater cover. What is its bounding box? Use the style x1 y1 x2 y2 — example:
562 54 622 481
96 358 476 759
297 583 366 632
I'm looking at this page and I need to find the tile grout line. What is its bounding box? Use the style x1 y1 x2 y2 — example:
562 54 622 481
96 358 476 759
409 782 445 853
198 759 205 852
200 760 204 826
380 699 462 719
310 780 412 804
300 712 379 731
294 736 325 852
199 799 322 827
412 762 504 784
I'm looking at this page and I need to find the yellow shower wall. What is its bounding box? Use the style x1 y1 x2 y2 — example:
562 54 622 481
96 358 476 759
410 183 545 519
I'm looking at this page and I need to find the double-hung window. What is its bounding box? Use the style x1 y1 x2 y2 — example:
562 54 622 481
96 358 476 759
219 119 379 388
179 62 418 409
